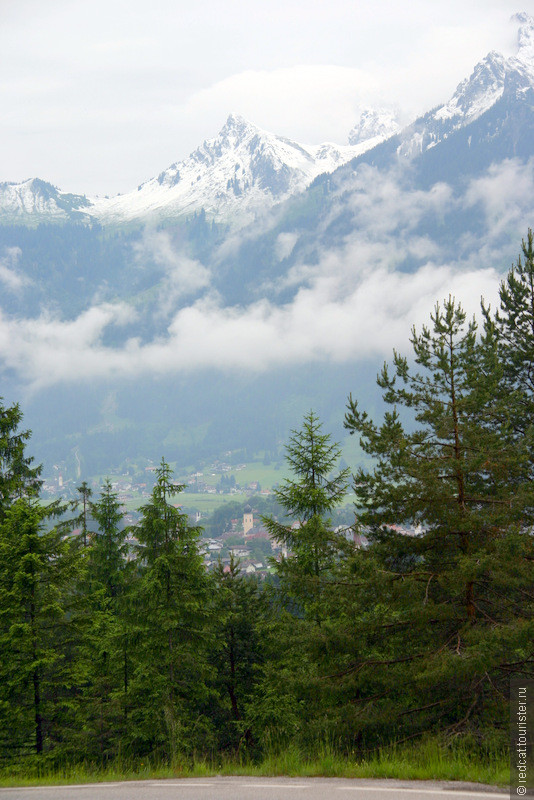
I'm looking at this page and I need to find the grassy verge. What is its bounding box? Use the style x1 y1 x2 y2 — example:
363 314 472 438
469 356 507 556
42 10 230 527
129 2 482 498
0 738 509 788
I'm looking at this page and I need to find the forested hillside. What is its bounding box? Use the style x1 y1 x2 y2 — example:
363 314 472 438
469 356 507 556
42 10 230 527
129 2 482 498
1 233 533 772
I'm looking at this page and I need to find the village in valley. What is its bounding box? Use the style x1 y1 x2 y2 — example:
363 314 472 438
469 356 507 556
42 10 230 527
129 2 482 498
40 453 293 578
39 450 370 578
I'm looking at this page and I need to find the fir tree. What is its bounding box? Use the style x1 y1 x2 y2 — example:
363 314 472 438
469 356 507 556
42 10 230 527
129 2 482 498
261 412 350 748
71 481 130 761
127 459 212 758
89 480 127 598
264 411 350 617
0 498 80 759
0 399 41 521
208 555 268 753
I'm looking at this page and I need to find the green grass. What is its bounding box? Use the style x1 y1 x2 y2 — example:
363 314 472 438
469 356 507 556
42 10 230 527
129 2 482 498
0 738 509 788
179 492 250 514
176 462 290 491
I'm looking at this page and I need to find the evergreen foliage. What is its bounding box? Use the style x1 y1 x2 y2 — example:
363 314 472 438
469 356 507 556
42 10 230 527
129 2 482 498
338 297 534 745
208 555 268 753
71 481 130 761
2 234 534 772
264 410 350 595
0 400 41 521
76 481 93 548
88 480 127 597
261 412 351 747
486 228 534 416
127 459 212 759
0 499 79 759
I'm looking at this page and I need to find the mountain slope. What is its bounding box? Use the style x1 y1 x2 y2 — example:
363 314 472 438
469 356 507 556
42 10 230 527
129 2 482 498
207 13 534 305
0 14 532 231
87 114 385 226
395 11 534 161
0 115 390 229
0 14 534 483
0 179 91 225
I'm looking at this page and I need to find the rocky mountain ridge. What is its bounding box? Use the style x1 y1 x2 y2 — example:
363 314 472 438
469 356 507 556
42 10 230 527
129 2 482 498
396 11 534 159
1 13 532 230
0 115 386 228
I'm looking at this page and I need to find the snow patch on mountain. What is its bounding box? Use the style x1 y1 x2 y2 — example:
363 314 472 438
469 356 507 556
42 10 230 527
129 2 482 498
0 179 90 224
433 52 507 124
348 108 401 145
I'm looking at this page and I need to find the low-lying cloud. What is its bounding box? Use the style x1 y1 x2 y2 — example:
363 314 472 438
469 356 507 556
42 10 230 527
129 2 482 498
0 264 499 391
134 229 212 316
0 246 31 291
2 157 532 391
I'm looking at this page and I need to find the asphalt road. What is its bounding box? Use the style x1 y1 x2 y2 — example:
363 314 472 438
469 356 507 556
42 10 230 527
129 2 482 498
0 776 508 800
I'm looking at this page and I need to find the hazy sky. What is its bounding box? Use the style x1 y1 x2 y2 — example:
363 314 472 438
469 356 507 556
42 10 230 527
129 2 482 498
0 0 529 195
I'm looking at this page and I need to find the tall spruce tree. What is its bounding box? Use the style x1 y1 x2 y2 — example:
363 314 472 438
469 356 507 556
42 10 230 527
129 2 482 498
0 401 78 761
89 480 127 598
334 297 534 746
261 412 350 749
127 459 212 759
71 481 131 761
207 555 268 753
0 498 80 759
263 411 350 617
0 399 41 521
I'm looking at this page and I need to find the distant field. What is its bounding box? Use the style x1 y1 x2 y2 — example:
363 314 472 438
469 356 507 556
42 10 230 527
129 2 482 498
180 461 291 489
114 492 250 516
178 492 250 514
123 489 358 517
63 453 359 518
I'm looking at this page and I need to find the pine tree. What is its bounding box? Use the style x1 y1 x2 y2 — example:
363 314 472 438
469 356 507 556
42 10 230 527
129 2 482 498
483 228 534 489
337 297 534 745
486 229 534 410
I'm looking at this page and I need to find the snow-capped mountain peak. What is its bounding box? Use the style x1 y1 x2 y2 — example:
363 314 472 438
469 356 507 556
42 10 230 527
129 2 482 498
2 14 533 230
514 12 534 62
218 111 257 140
396 13 534 159
443 12 534 119
348 107 400 145
88 114 381 226
433 51 507 124
0 111 390 228
0 178 90 224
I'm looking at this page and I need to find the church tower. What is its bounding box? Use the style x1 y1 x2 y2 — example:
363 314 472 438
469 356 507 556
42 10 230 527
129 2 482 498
243 504 254 535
